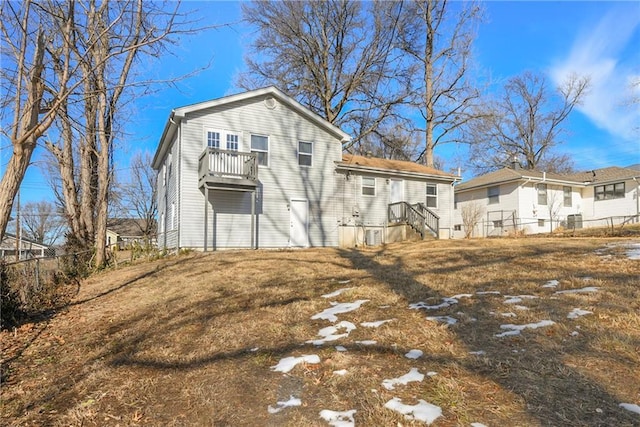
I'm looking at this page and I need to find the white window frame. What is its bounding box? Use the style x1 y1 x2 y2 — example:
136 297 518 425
206 130 221 149
563 186 572 207
298 141 313 167
426 184 438 209
226 133 239 151
362 176 376 196
595 182 625 201
488 186 499 205
204 128 242 151
537 183 548 205
250 134 269 167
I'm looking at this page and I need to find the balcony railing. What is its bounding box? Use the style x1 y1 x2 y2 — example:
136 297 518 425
198 148 258 188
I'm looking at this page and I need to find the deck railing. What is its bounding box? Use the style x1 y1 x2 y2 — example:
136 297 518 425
388 201 440 239
198 148 258 182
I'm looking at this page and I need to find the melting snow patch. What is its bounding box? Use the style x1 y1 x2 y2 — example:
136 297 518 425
319 409 357 427
384 398 442 424
625 243 640 260
476 290 501 295
409 297 459 310
361 319 395 328
504 295 538 304
496 320 555 338
542 280 559 288
471 423 488 427
307 321 356 345
405 349 423 359
355 340 377 346
571 331 580 336
514 305 529 311
322 288 353 298
450 293 473 299
501 312 517 317
620 403 640 415
311 300 369 322
382 368 425 390
469 350 486 356
427 315 457 326
268 395 301 414
333 369 348 376
338 279 352 284
555 287 598 295
567 308 593 319
335 345 347 352
271 355 320 373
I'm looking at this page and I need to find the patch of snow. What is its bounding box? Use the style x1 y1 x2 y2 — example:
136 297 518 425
567 308 593 319
361 319 395 328
555 287 599 295
476 290 501 295
405 349 423 359
384 397 442 425
427 371 437 377
471 423 488 427
501 312 517 317
571 331 580 336
504 295 538 304
450 293 473 299
514 305 529 311
625 243 640 260
268 395 301 414
319 409 357 427
426 315 457 326
378 305 391 309
271 355 321 373
335 346 347 352
580 276 593 281
311 300 369 322
542 280 559 288
382 368 425 390
333 369 348 376
496 320 555 338
250 347 259 352
338 279 352 284
355 340 377 345
469 350 486 356
322 287 353 298
620 403 640 415
307 321 356 345
409 297 459 310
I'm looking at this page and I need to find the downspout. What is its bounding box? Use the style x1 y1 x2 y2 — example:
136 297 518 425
634 177 640 222
176 121 181 250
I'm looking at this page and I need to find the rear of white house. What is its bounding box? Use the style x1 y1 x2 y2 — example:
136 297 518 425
152 87 460 250
453 165 640 238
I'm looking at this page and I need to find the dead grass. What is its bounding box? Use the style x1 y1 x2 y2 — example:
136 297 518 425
1 238 639 426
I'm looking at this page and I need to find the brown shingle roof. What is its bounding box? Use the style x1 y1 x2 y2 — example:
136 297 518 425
338 154 457 179
107 218 155 237
563 166 640 184
456 168 581 191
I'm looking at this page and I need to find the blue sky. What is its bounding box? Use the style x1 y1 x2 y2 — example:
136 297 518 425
6 0 640 203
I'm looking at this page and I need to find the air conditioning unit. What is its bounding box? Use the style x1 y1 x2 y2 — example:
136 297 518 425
365 229 381 246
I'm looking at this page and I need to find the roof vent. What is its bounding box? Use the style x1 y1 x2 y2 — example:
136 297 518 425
365 150 373 158
264 96 276 110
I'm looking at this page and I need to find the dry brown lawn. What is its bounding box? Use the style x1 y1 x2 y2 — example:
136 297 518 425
1 237 639 426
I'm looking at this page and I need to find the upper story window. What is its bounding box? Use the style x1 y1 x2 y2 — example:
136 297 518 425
537 183 547 205
251 135 269 166
487 186 499 204
595 182 624 201
226 133 239 151
362 177 376 196
207 131 220 149
426 184 437 208
563 186 572 207
298 141 313 166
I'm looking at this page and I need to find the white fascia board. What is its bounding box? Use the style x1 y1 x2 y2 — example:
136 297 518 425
336 163 458 183
152 111 179 170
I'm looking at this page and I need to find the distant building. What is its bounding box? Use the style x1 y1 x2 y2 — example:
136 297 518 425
0 233 52 259
106 218 156 249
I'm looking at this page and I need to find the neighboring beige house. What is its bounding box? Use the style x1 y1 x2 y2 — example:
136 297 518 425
152 86 458 250
0 233 51 259
106 218 156 249
453 164 640 238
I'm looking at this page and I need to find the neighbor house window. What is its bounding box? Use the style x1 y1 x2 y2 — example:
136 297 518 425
488 186 499 204
298 141 312 166
595 182 625 201
426 184 437 208
563 186 572 207
537 183 547 205
493 220 503 228
362 177 376 196
538 219 545 227
250 134 269 166
207 131 220 149
454 224 462 231
226 133 239 151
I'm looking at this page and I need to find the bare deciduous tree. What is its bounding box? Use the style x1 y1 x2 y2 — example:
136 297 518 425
238 0 410 151
467 71 589 174
461 201 483 239
21 201 66 245
397 0 483 167
117 151 158 241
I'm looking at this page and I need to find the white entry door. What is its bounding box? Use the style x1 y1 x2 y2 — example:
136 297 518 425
390 179 404 204
290 199 309 247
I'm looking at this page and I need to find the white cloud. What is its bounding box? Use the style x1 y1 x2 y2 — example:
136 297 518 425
550 7 640 142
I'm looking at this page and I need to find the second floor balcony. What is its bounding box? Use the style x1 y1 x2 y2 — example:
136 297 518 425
198 148 259 190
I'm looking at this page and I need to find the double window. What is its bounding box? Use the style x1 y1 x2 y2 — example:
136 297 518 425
250 135 269 166
298 141 313 166
595 182 625 201
205 129 240 151
426 184 437 208
362 177 376 196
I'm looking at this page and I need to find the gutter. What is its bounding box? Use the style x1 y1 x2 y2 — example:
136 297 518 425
335 163 458 183
152 111 179 170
